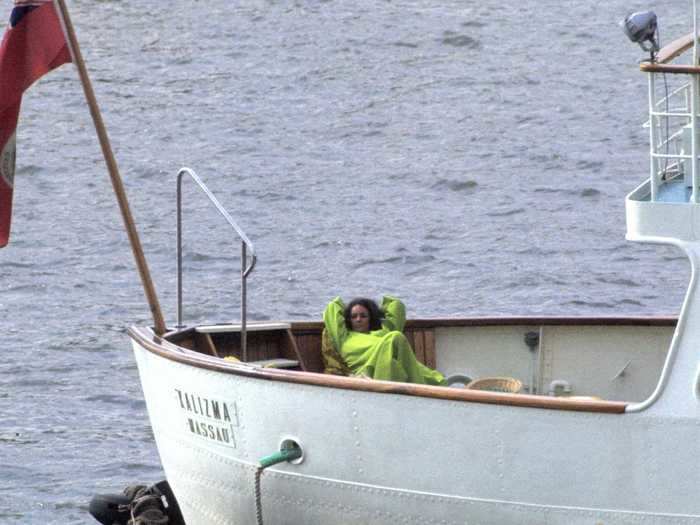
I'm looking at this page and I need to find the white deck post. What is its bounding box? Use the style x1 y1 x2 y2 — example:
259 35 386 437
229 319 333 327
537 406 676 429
692 0 699 202
648 74 659 201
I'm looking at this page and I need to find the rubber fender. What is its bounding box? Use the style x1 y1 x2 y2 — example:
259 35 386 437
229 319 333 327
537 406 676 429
88 492 132 525
154 480 186 525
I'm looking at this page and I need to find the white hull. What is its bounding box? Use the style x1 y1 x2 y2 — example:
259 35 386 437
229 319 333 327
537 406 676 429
128 13 700 523
130 322 700 525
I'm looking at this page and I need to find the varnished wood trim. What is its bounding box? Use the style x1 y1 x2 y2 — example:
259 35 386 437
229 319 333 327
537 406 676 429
285 328 307 371
656 33 695 64
640 63 700 75
200 333 219 358
129 326 627 414
424 329 436 369
411 330 425 364
289 316 677 332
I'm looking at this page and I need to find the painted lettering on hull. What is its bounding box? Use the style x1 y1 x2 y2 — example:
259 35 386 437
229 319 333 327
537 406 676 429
175 389 240 448
187 418 236 446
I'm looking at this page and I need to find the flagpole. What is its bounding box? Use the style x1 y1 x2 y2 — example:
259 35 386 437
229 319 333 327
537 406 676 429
52 0 167 336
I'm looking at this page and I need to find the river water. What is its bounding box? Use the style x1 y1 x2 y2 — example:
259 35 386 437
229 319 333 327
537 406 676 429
0 0 693 523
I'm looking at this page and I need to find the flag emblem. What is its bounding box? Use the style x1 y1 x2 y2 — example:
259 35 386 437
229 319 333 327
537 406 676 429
0 131 16 188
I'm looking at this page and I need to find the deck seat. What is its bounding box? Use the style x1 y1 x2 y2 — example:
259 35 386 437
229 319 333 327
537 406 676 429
466 377 523 393
248 358 300 369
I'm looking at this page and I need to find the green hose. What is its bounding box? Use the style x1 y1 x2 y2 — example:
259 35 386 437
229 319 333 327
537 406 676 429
255 445 303 525
259 446 303 469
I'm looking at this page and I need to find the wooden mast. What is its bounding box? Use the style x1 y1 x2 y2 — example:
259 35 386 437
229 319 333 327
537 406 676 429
52 0 167 335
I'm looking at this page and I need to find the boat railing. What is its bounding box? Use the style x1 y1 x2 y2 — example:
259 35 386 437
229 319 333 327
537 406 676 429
643 81 691 187
640 22 700 202
176 167 257 360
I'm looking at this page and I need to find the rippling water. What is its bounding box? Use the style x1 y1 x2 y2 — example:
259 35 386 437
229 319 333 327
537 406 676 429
0 0 693 522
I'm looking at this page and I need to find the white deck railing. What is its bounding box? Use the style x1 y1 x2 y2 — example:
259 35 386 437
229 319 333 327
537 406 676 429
643 2 700 203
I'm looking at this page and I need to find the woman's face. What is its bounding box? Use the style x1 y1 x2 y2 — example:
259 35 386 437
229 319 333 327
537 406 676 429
350 304 370 333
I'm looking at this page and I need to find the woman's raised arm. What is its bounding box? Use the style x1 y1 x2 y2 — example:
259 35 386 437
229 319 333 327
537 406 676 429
322 296 348 350
381 295 406 332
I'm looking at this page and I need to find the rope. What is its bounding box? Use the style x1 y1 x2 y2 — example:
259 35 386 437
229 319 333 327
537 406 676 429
254 467 264 525
124 484 169 525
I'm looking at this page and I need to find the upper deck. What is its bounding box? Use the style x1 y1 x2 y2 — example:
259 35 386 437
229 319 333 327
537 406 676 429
627 29 700 241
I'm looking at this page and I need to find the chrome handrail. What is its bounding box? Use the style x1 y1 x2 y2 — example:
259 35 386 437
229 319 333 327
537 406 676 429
176 167 257 360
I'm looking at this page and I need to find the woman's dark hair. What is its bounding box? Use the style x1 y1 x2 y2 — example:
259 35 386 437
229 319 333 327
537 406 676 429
344 297 384 331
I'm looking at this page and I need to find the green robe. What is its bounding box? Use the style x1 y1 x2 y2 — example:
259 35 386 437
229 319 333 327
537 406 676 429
323 296 446 386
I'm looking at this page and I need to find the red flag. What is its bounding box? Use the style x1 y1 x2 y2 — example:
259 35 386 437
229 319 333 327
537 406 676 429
0 1 71 247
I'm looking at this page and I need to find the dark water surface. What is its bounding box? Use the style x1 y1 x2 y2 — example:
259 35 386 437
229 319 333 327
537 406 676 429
0 0 692 522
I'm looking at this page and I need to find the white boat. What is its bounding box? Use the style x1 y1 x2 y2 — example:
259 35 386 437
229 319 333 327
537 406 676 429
128 8 700 525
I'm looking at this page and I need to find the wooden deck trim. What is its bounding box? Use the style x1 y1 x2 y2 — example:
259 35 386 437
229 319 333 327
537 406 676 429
197 332 219 358
130 326 628 414
656 33 695 64
411 329 426 365
289 316 677 331
406 327 436 368
285 328 308 371
640 62 700 75
424 329 436 369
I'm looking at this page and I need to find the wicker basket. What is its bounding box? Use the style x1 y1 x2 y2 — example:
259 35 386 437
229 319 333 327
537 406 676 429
465 377 523 393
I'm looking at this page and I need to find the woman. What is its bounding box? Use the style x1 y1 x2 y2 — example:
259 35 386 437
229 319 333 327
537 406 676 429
323 295 446 385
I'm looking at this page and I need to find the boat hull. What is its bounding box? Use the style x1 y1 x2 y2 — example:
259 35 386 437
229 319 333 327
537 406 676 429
131 331 700 525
